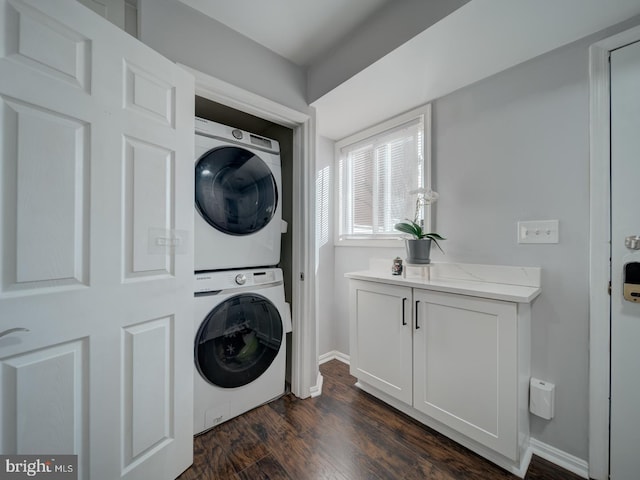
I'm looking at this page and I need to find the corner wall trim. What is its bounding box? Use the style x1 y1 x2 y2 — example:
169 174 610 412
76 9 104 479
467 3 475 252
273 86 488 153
318 351 350 365
530 438 589 479
309 372 324 398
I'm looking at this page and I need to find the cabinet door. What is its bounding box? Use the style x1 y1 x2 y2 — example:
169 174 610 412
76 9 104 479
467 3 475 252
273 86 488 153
413 290 519 460
349 280 413 404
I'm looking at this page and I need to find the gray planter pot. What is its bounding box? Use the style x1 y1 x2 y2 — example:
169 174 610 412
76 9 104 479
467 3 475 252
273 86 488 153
405 239 432 264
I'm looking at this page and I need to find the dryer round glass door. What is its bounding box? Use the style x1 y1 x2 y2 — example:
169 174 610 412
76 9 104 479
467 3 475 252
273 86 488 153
195 146 278 235
195 293 284 388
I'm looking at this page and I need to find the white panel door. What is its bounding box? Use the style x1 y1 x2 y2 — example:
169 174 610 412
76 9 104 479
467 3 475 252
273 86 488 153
412 290 518 460
0 1 194 479
610 40 640 480
349 280 413 404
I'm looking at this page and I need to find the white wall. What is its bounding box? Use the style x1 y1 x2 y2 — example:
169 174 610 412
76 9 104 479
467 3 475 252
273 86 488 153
138 0 308 114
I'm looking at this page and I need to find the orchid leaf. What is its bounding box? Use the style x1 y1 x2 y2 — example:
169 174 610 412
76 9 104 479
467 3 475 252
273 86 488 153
394 221 422 238
427 236 445 253
423 233 446 240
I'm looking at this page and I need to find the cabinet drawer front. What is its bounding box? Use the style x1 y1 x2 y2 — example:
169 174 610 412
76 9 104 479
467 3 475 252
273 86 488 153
413 290 518 460
349 281 413 404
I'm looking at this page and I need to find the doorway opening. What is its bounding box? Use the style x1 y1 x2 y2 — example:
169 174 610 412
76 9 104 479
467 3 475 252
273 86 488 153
195 96 295 386
180 63 319 400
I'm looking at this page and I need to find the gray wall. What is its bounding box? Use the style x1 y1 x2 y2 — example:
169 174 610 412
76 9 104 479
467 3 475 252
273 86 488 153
316 136 335 357
138 0 308 114
322 19 640 461
433 37 591 460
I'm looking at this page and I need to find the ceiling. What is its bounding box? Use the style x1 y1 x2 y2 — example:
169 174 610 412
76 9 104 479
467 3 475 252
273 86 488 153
177 0 391 67
179 0 640 140
312 0 640 139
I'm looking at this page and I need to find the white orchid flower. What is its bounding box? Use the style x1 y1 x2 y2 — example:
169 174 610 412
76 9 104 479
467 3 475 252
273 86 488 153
409 187 439 204
395 187 446 253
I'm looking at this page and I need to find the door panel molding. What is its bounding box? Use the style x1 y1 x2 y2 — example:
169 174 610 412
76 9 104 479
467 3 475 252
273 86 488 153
121 316 174 473
0 96 90 294
0 338 88 471
123 135 175 280
124 60 175 127
5 0 92 91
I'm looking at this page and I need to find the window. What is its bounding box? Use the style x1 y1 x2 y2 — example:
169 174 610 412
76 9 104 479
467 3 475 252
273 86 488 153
335 105 431 245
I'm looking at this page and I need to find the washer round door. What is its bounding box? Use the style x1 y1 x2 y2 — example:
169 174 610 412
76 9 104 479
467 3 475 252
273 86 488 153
195 146 278 235
195 293 284 388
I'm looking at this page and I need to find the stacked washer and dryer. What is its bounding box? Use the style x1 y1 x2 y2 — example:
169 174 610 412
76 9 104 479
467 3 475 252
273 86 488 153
193 117 291 435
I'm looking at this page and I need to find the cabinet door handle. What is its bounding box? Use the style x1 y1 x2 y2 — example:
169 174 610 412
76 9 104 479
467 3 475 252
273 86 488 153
415 300 420 329
402 297 407 325
0 327 30 339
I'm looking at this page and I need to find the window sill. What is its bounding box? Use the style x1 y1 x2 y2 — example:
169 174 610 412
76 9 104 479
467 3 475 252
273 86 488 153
335 238 405 248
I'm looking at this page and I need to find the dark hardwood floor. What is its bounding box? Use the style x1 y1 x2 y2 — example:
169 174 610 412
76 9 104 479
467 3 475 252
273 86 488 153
178 360 584 480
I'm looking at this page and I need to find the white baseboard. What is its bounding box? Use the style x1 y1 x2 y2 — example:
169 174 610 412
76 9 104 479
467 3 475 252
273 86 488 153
309 372 324 398
519 444 534 479
312 351 349 397
318 350 350 365
530 438 589 479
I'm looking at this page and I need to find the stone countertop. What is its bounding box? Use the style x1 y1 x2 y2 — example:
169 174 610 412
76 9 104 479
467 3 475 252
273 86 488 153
345 262 542 304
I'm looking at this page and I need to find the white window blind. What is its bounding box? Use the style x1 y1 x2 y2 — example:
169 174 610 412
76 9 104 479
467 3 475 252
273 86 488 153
338 116 424 241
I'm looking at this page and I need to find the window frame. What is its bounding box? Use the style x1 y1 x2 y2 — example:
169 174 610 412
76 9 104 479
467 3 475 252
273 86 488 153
334 104 432 247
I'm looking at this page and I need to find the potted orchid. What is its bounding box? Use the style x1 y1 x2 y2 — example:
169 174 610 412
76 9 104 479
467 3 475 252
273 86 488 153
394 188 445 264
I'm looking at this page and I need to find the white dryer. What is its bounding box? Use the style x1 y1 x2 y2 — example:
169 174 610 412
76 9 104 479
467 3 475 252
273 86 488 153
193 268 291 435
194 118 285 271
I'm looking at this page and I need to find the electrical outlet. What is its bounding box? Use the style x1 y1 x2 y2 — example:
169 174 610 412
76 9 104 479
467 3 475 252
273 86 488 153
517 220 559 244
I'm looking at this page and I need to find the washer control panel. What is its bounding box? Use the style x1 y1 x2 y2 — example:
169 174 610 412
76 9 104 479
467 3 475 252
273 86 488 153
232 129 243 140
194 268 282 293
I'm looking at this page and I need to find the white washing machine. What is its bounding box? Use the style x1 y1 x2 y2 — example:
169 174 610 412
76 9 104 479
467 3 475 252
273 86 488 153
194 117 286 271
193 268 292 435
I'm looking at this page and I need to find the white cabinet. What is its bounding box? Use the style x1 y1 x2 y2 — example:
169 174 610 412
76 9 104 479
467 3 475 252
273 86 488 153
348 275 535 475
349 280 413 404
412 290 520 460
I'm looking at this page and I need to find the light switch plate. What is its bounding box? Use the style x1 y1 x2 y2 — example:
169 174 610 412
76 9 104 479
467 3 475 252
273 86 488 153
517 220 559 244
